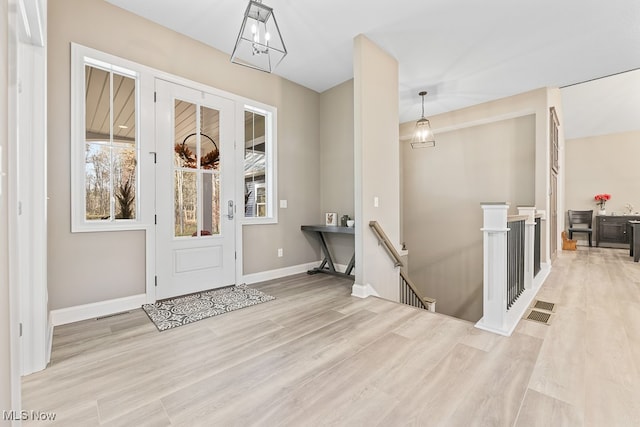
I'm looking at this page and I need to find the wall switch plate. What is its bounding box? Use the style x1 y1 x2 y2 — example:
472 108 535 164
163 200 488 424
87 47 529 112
277 248 283 257
374 196 379 208
280 200 287 208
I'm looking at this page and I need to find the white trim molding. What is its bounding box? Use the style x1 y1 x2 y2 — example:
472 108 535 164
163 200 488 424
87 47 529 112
475 203 551 336
242 261 320 285
49 294 147 327
351 283 380 299
70 44 154 233
11 0 48 377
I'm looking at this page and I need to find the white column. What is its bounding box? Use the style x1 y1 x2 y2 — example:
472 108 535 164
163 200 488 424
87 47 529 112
518 206 536 290
476 203 509 334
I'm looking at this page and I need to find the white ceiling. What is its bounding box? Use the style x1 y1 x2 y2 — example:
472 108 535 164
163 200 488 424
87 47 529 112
561 68 640 139
106 0 640 128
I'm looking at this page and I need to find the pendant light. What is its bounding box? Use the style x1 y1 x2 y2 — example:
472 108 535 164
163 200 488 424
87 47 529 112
411 91 436 148
231 0 287 73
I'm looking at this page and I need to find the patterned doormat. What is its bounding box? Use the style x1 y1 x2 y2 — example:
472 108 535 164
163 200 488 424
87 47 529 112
142 284 275 331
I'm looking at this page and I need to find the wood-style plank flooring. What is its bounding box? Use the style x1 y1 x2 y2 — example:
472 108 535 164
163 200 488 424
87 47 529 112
22 248 640 426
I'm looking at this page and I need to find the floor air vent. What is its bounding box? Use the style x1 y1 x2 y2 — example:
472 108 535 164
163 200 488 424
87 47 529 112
532 300 556 312
96 311 130 320
524 309 553 325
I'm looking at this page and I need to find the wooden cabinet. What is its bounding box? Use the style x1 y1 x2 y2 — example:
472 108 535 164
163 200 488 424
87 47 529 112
596 215 640 247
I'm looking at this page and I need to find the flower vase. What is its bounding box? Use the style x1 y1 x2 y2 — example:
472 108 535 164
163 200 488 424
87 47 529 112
598 208 606 216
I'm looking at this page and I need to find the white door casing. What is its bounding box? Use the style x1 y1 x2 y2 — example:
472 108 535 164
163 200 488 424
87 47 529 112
155 79 236 299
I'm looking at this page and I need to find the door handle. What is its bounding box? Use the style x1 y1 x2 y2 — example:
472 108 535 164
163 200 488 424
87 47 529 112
227 200 234 220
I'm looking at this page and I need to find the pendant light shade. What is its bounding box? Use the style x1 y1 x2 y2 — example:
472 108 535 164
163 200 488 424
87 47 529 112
411 91 436 148
231 0 287 73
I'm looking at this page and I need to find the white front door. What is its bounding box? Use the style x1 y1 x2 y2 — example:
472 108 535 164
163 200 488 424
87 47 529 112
155 79 236 299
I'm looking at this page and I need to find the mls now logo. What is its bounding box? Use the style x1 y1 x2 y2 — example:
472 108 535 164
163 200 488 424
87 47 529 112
3 410 57 421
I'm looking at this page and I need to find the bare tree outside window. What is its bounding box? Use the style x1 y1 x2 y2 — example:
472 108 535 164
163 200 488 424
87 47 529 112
84 65 137 222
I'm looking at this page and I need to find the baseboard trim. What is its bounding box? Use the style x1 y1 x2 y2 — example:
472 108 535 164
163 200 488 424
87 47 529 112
242 261 321 285
46 316 53 364
49 294 147 327
534 263 551 289
351 283 379 298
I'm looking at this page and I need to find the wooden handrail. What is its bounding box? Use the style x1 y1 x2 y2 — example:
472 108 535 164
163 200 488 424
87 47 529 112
369 221 404 267
369 221 436 312
399 269 436 312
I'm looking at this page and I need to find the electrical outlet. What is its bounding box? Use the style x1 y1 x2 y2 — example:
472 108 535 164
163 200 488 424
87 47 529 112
277 248 283 257
280 199 287 208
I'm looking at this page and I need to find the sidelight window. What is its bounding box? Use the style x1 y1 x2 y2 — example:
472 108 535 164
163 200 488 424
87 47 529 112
243 106 276 222
71 45 146 232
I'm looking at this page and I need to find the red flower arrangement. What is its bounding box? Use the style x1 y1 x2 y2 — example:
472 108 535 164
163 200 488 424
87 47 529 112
594 193 611 209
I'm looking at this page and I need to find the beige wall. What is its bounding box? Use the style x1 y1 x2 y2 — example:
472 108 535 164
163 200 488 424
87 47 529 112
242 78 321 274
1 0 13 415
402 88 555 262
354 35 401 300
401 115 536 321
565 130 640 222
318 79 354 265
49 0 321 308
399 87 563 321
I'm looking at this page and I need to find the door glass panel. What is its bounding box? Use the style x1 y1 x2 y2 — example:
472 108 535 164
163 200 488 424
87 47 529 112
200 106 220 170
174 99 199 237
202 172 220 235
200 106 221 236
173 100 224 238
174 170 197 237
174 100 197 169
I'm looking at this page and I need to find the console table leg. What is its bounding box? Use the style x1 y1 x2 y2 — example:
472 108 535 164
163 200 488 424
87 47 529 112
345 253 355 275
318 232 337 272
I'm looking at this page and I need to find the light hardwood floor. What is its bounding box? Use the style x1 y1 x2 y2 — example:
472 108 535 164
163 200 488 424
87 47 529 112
22 248 640 426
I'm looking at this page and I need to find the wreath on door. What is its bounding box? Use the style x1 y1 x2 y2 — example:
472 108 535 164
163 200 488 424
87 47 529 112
174 132 219 169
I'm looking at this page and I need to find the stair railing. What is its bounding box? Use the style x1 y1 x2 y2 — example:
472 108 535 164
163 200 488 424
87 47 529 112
477 204 544 336
369 221 436 312
399 269 436 312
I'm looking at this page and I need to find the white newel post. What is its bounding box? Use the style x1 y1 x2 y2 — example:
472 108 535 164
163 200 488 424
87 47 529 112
477 203 509 333
518 206 536 290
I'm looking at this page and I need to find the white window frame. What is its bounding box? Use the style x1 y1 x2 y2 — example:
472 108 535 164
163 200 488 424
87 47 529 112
70 44 154 232
240 103 278 225
72 44 279 233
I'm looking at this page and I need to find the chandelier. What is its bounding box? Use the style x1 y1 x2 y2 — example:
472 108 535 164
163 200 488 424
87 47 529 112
231 0 287 73
411 91 436 148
